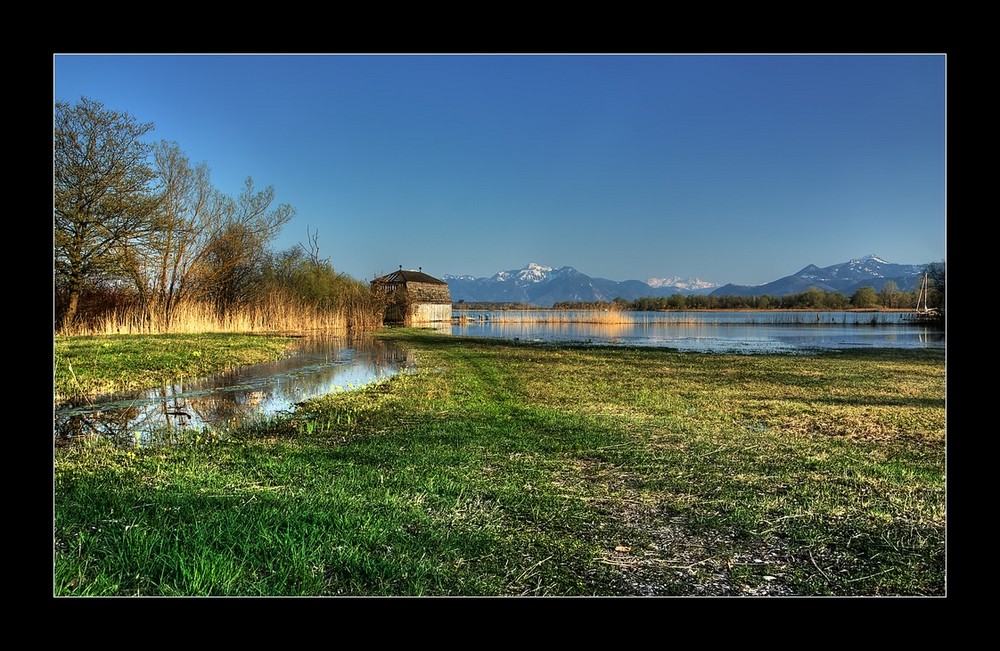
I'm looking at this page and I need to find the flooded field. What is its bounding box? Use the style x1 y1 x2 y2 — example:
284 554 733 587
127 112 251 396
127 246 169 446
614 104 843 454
54 336 412 447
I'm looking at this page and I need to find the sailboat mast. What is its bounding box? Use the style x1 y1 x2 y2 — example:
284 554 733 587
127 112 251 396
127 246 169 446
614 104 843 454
916 272 936 315
917 273 926 313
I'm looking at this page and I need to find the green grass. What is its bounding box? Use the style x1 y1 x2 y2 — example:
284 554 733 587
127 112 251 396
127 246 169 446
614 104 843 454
53 328 946 596
54 333 295 403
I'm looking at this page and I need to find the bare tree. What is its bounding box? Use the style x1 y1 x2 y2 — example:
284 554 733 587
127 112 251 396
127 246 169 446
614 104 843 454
201 178 295 316
54 97 159 329
305 226 327 266
125 141 232 327
121 143 295 327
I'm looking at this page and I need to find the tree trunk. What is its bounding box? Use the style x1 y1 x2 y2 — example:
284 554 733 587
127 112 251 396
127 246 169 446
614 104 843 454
62 290 80 332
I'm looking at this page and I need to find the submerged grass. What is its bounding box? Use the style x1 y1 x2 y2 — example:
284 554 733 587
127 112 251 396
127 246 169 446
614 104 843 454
53 328 946 596
53 333 295 404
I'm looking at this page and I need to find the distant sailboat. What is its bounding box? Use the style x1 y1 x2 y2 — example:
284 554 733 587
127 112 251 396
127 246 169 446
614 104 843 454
908 272 940 322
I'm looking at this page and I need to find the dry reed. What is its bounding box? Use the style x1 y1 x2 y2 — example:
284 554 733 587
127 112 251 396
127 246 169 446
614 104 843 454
59 295 384 337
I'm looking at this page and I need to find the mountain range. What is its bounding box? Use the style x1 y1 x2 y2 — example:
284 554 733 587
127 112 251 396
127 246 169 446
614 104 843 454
442 255 935 307
710 255 929 298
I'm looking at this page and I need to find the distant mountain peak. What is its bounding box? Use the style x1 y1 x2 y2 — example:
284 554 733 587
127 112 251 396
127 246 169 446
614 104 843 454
849 253 889 266
713 255 930 298
517 262 556 282
647 275 721 291
492 262 554 283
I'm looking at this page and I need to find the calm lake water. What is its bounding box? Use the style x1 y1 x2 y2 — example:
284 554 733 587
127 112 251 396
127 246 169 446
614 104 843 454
54 336 413 447
451 310 945 354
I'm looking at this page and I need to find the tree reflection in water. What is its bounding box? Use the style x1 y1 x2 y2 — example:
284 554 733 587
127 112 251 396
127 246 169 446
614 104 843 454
54 336 413 448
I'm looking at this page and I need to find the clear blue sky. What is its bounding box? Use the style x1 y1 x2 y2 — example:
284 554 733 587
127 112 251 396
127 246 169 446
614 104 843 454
53 53 946 286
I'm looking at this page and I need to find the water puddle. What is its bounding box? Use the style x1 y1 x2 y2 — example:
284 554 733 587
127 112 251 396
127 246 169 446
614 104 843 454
54 335 413 447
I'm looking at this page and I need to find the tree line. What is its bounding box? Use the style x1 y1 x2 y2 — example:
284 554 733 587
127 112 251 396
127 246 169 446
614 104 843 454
553 265 946 315
54 97 382 334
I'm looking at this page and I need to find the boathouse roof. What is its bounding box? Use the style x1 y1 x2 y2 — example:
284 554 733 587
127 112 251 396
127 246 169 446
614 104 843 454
372 269 448 286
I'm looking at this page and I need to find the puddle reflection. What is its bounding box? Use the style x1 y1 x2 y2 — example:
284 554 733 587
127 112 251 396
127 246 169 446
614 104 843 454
54 336 413 448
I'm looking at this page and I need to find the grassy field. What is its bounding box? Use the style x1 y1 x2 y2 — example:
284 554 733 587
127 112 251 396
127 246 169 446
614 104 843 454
54 333 295 404
53 328 946 596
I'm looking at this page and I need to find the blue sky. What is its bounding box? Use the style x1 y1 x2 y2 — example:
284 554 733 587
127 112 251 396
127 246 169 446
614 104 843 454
53 53 946 286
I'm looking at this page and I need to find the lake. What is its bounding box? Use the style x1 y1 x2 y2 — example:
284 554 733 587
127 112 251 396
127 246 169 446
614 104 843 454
450 310 945 353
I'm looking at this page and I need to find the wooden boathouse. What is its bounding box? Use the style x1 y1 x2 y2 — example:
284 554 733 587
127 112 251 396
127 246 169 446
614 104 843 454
371 267 452 325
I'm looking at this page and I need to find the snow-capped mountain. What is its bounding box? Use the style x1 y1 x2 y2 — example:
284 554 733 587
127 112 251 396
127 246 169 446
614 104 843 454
710 254 931 298
444 263 717 306
646 276 720 291
442 255 938 306
491 262 572 284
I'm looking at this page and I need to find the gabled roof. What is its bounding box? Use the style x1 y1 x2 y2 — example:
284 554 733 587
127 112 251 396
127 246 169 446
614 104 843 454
372 269 448 285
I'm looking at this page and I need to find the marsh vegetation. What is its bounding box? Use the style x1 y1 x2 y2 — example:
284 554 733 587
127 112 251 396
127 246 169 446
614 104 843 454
55 98 386 338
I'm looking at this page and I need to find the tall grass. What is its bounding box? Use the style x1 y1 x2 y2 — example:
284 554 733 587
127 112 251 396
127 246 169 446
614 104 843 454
58 292 385 337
